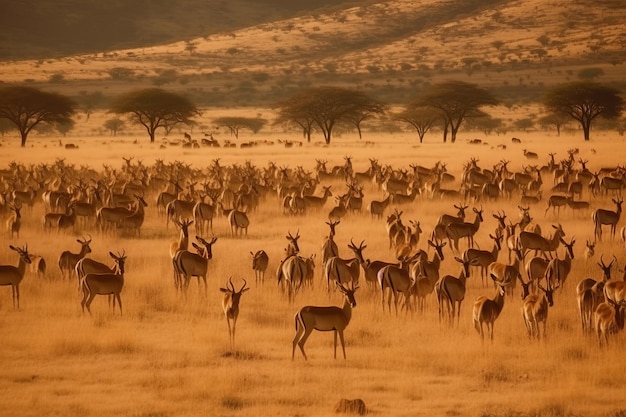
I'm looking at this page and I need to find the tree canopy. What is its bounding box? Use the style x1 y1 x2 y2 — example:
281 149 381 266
544 81 623 141
213 116 267 139
413 80 498 143
109 88 198 142
276 86 384 144
0 86 75 147
394 106 441 143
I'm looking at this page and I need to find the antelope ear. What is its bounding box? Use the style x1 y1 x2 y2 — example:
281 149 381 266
219 288 229 293
109 251 116 258
241 288 250 293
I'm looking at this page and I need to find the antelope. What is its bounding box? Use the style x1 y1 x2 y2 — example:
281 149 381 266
0 244 31 309
525 255 549 292
410 239 447 286
193 197 216 236
228 209 250 237
6 202 22 239
472 283 506 342
165 198 195 228
394 220 423 260
367 193 392 219
29 254 46 278
285 230 301 257
386 209 405 249
592 198 623 241
523 149 539 160
322 220 340 266
58 235 92 280
277 254 309 303
603 270 626 307
377 256 417 315
434 257 472 326
544 194 568 217
120 193 148 236
169 218 193 259
594 301 624 347
347 239 395 289
445 206 484 253
521 281 557 340
324 254 360 291
75 256 119 291
250 250 269 286
220 277 249 347
584 240 595 260
600 175 625 196
517 224 565 259
488 246 523 298
575 255 616 334
56 203 77 233
80 250 126 315
461 232 503 288
173 236 218 294
566 197 590 217
543 237 575 290
328 194 349 222
303 185 332 211
292 282 358 360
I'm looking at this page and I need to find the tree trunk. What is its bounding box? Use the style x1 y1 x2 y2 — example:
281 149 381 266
149 129 156 143
583 121 590 141
20 131 27 147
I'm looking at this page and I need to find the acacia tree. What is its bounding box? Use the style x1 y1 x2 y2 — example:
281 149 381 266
214 117 267 139
103 118 125 136
0 86 75 147
394 106 440 143
544 81 623 141
109 88 198 142
414 80 498 143
538 112 569 136
276 86 383 144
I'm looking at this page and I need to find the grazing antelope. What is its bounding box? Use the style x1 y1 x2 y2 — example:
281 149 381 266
434 257 472 326
228 209 250 237
592 197 623 241
322 220 340 266
445 206 484 253
250 250 269 286
521 281 557 340
523 149 539 160
0 244 31 309
80 250 126 315
594 301 624 347
58 235 92 280
6 202 22 239
473 283 506 342
178 236 218 294
220 277 249 347
543 237 575 290
292 282 358 360
517 224 565 259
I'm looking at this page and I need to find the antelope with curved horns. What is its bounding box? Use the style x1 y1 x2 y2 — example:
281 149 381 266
250 250 269 286
220 277 249 347
80 250 126 315
584 239 595 260
324 254 360 292
377 255 418 315
575 254 617 334
445 206 484 253
285 230 301 257
543 237 575 290
461 232 503 288
172 236 218 294
347 239 396 289
303 185 332 210
488 245 524 298
169 218 193 259
592 197 623 241
436 203 469 227
322 220 340 267
58 235 92 280
292 281 358 360
0 244 31 309
472 283 506 342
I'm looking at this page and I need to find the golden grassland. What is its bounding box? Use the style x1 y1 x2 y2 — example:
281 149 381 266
1 127 626 417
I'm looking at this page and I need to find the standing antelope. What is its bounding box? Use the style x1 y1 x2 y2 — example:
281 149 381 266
292 282 358 360
322 220 340 266
58 235 92 280
80 250 126 315
594 301 624 347
518 224 565 259
435 257 472 326
473 283 506 342
584 239 595 260
592 198 623 241
461 232 503 288
445 206 484 253
0 244 31 309
277 254 309 302
173 236 218 294
367 193 392 219
377 256 417 315
347 239 395 289
169 219 194 259
488 247 524 298
220 277 249 347
285 230 301 257
543 237 575 290
7 202 22 239
228 209 250 237
521 281 557 340
250 250 269 286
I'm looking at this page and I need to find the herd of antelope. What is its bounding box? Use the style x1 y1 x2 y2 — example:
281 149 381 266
0 147 625 357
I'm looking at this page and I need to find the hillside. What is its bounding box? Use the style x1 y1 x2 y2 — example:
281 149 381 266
0 0 624 109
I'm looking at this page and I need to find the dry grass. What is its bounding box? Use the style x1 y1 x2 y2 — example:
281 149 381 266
1 127 626 417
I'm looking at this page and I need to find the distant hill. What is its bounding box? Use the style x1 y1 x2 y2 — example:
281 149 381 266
0 0 358 59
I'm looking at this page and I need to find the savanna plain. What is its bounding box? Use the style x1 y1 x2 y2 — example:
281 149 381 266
1 128 625 417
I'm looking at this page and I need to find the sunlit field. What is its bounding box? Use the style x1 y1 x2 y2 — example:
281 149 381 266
1 126 625 417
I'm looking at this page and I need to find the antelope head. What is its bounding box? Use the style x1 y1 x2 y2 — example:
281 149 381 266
598 254 617 282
